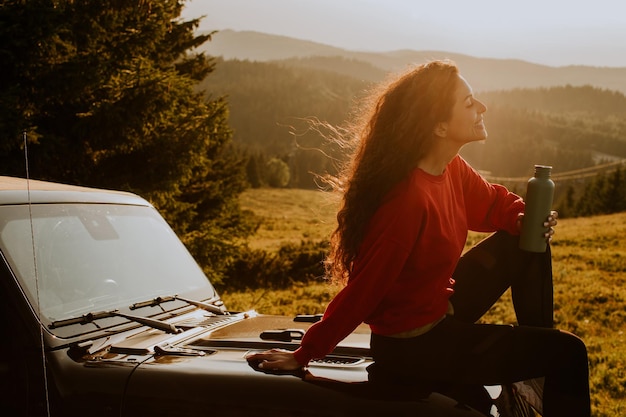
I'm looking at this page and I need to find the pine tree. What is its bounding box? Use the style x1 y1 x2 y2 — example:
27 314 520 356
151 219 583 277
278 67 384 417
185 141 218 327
0 0 253 280
555 185 576 218
600 167 625 214
244 151 266 188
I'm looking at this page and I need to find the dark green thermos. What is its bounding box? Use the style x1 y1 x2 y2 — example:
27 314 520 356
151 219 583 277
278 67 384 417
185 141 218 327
519 165 555 253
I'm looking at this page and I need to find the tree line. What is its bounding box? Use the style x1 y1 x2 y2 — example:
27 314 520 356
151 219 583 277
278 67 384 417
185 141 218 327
556 166 626 218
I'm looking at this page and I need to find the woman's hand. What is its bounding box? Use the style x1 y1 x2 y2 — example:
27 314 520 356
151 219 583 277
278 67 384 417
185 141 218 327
517 210 559 242
245 348 303 371
544 210 558 242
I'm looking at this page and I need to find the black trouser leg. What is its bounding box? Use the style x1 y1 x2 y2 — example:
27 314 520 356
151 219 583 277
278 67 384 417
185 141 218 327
447 231 588 415
450 231 553 328
371 318 590 417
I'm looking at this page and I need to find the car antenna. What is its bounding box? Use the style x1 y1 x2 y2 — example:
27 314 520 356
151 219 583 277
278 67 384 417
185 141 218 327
24 130 52 417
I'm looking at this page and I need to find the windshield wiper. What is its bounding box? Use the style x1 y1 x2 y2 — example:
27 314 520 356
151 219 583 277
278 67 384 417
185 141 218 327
49 310 182 334
129 294 228 316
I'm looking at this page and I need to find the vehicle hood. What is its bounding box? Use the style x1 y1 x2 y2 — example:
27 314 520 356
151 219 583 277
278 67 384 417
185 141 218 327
95 311 383 416
50 311 487 417
102 312 480 417
202 313 370 349
92 311 372 362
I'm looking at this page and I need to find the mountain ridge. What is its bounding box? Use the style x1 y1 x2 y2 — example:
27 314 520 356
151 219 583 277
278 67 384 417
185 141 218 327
198 29 626 94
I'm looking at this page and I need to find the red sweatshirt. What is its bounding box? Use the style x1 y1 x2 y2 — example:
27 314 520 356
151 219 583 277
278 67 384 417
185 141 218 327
293 155 525 366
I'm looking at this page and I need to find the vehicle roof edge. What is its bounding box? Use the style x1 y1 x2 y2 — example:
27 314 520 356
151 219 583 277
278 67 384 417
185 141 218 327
0 176 150 206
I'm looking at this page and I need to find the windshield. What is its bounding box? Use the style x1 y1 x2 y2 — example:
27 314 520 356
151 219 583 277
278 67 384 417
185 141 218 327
0 203 216 322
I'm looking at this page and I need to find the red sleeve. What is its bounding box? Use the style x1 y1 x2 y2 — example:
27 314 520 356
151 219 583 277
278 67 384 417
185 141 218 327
456 157 524 235
293 183 424 366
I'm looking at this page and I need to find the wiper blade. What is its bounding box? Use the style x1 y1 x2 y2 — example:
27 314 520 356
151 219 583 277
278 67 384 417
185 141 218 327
129 295 228 315
175 295 229 315
49 310 182 334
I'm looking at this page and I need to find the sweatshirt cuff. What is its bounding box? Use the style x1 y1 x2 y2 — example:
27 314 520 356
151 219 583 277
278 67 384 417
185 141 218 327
293 345 315 367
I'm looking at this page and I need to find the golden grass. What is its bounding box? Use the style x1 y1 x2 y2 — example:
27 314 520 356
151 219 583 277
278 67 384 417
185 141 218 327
234 187 626 416
239 188 339 251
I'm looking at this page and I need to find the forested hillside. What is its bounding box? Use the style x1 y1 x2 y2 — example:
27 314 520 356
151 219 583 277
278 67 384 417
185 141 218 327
199 58 370 188
199 58 626 194
464 86 626 177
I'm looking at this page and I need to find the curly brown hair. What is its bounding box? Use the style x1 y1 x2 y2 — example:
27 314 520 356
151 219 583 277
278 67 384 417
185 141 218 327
325 60 460 284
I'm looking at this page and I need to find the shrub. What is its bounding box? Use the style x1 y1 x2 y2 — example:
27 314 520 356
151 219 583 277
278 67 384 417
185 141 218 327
219 240 328 291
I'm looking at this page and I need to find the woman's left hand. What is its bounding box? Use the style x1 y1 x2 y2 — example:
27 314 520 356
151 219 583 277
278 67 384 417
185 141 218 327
516 210 559 242
544 210 558 242
245 348 304 372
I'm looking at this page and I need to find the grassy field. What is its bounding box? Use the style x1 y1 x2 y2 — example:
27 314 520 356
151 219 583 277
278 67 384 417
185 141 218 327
230 187 626 417
238 187 340 251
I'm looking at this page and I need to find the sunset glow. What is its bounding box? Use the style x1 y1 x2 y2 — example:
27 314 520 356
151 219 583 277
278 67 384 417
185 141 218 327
182 0 626 67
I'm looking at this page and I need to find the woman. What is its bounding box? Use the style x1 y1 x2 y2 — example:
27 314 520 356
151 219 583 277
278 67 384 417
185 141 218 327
246 60 590 416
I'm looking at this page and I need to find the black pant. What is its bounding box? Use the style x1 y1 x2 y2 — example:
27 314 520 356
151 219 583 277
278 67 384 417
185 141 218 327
368 232 590 417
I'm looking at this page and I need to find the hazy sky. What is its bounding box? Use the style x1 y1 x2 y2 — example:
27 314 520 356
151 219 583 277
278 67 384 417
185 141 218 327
181 0 626 68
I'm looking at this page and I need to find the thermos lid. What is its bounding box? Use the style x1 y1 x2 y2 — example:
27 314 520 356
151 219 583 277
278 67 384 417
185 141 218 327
534 165 552 177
